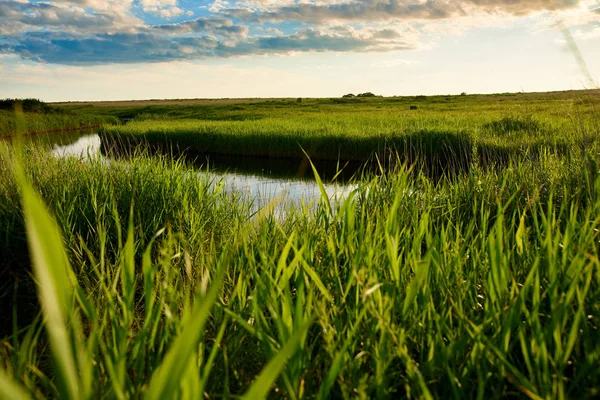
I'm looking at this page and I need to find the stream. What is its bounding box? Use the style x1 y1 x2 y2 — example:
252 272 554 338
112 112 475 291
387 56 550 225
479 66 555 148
46 132 358 213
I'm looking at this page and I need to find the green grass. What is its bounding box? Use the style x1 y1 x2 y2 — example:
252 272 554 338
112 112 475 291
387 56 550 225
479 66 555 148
1 90 600 398
1 136 600 398
0 145 243 279
99 91 599 169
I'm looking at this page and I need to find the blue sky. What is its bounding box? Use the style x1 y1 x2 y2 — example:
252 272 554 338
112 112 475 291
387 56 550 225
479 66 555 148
0 0 599 101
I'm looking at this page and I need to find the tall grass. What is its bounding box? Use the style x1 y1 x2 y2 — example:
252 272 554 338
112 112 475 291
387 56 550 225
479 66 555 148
1 137 600 398
0 143 245 336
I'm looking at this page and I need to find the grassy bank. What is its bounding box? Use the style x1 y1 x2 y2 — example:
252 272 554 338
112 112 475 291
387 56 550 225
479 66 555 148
0 144 244 330
1 138 600 398
0 99 118 136
99 91 599 170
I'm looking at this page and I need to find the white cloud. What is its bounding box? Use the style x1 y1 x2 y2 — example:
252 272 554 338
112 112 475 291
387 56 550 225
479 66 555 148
265 27 283 35
144 6 184 18
0 0 141 35
140 0 177 7
209 0 230 13
140 0 185 18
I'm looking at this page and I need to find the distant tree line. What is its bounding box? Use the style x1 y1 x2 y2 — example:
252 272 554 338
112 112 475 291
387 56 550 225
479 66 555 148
0 98 52 113
342 92 379 98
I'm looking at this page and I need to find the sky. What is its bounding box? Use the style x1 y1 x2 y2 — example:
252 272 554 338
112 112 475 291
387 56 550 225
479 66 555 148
0 0 599 101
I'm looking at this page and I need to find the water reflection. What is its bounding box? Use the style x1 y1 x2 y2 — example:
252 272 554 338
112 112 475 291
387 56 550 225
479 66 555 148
214 172 356 213
194 153 362 182
52 134 101 158
47 132 356 212
25 130 96 148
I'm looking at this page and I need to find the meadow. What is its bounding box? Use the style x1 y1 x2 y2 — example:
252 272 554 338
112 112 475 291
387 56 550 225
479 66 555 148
1 90 600 399
98 91 600 174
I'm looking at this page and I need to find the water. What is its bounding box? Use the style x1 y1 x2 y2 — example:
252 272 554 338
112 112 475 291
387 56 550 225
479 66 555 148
52 133 102 158
46 132 357 212
214 172 356 213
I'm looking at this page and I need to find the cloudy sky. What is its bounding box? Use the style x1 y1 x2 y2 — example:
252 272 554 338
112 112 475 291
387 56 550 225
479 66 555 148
0 0 599 101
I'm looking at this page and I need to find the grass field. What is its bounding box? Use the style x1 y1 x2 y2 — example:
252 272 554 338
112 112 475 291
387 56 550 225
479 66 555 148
1 91 600 398
97 91 600 173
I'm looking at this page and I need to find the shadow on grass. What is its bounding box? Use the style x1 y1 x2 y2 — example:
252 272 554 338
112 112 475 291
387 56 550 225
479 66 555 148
100 128 522 180
100 125 596 182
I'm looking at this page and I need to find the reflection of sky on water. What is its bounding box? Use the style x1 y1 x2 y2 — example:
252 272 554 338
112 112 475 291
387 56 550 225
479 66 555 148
51 134 102 158
211 172 357 213
51 133 357 213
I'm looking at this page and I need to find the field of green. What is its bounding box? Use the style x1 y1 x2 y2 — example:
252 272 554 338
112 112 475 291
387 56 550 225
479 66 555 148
97 91 600 175
1 90 600 399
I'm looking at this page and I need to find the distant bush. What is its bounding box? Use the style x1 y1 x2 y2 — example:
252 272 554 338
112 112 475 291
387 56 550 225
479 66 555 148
342 93 356 98
415 95 427 100
409 105 418 110
0 98 52 113
461 92 467 96
297 98 302 103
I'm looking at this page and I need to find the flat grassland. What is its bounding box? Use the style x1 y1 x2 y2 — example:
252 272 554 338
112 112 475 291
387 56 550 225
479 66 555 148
1 90 600 399
93 90 600 165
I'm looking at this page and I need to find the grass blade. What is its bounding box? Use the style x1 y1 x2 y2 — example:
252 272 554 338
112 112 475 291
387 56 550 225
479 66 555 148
13 161 82 399
301 148 331 216
242 321 312 400
145 263 226 400
317 309 366 400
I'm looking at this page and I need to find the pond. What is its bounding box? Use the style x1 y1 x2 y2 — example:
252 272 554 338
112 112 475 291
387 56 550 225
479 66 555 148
43 132 358 213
